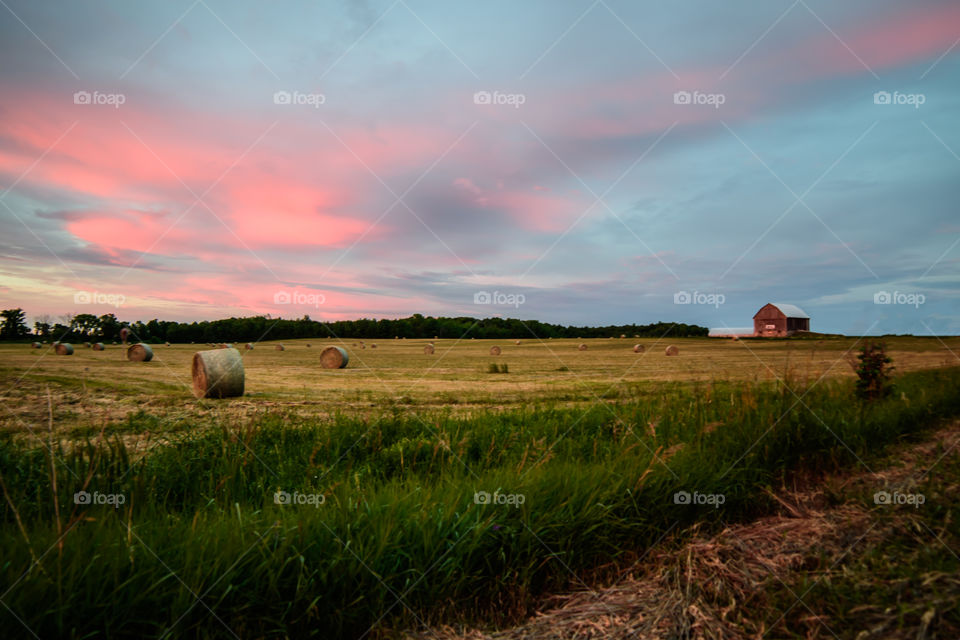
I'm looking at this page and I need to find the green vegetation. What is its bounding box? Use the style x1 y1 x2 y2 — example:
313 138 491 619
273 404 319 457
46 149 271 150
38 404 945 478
752 426 960 638
854 340 895 401
0 308 708 344
1 367 959 638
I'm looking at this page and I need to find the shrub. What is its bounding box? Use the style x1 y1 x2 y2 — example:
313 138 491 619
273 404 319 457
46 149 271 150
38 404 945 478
854 341 894 401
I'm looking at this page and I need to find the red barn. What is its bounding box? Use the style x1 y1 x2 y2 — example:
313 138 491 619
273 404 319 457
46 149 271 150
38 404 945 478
753 303 810 337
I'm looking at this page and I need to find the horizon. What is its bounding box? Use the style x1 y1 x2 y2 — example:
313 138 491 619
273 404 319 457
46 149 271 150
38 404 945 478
1 1 958 336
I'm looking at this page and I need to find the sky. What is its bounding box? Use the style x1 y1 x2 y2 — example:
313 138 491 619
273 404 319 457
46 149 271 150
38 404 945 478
0 0 958 335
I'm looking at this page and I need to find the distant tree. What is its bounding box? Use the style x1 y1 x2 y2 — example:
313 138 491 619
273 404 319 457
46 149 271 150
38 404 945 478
33 320 51 338
73 313 99 338
0 308 29 339
97 314 121 341
51 323 71 340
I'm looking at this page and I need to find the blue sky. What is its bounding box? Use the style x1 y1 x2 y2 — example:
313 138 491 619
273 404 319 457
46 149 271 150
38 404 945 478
0 0 957 334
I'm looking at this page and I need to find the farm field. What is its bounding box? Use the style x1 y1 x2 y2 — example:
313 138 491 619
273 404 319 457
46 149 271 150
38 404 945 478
2 336 958 437
0 336 959 638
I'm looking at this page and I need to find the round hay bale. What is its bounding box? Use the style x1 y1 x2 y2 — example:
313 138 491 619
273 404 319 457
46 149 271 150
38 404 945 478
665 345 679 356
578 343 587 351
83 341 91 348
423 344 435 354
92 343 105 351
127 343 154 362
120 327 130 344
31 342 41 349
370 343 377 349
489 346 501 356
320 346 349 369
192 348 244 398
55 343 74 355
220 343 233 349
515 340 521 345
620 334 626 339
275 344 285 351
165 342 171 347
633 344 645 353
245 343 254 350
306 343 311 348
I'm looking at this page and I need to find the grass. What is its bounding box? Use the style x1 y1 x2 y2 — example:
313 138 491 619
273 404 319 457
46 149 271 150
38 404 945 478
2 336 959 434
751 427 960 638
1 365 959 638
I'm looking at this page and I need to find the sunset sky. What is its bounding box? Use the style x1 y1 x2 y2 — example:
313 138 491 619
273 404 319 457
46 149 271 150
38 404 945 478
0 0 957 335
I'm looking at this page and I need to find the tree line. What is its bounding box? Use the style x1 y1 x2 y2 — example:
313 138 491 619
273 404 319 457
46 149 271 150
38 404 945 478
0 308 708 343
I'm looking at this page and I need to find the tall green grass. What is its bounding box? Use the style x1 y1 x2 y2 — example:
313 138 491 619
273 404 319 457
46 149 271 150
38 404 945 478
1 367 959 638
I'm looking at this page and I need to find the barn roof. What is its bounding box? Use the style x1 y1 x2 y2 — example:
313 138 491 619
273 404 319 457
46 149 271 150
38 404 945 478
768 303 809 319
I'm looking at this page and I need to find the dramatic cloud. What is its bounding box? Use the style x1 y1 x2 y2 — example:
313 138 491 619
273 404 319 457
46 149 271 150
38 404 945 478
0 0 957 333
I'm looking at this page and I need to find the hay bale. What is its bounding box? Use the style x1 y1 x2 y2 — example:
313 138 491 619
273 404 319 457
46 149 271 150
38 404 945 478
320 346 349 369
92 343 105 351
245 343 254 350
275 344 284 351
633 344 645 353
489 346 501 356
127 343 154 362
120 327 130 344
515 340 521 345
55 343 74 355
370 344 377 349
192 348 244 398
424 344 435 354
665 345 679 356
306 343 311 348
578 343 587 351
165 342 171 347
31 342 41 349
83 342 91 348
220 343 233 349
620 334 626 339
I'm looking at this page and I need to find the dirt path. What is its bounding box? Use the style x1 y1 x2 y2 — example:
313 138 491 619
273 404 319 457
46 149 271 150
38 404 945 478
404 422 960 640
